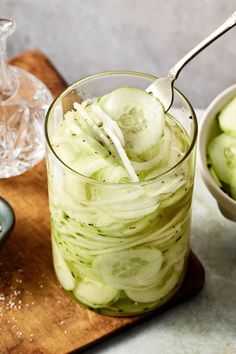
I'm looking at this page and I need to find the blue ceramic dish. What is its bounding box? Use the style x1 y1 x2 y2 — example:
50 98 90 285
0 197 15 250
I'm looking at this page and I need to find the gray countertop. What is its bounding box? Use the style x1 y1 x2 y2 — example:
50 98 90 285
82 110 236 354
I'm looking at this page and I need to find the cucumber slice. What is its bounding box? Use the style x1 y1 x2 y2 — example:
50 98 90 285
92 247 163 289
73 277 119 307
98 87 165 156
218 97 236 137
208 133 236 184
69 155 109 177
230 169 236 200
125 266 180 303
209 166 222 188
130 125 171 172
52 236 75 291
92 165 130 184
53 141 78 166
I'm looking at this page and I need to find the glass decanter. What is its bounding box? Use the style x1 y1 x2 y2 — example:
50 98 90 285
0 17 53 178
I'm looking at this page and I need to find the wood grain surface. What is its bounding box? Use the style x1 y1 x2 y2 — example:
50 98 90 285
0 50 205 354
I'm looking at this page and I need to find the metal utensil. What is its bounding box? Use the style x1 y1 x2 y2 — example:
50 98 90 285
146 11 236 112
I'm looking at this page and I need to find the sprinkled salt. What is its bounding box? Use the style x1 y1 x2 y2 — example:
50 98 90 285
16 330 22 338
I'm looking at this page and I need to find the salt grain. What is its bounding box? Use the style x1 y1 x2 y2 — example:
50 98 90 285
16 330 22 338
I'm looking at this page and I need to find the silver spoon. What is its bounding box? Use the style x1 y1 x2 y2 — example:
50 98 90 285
146 10 236 112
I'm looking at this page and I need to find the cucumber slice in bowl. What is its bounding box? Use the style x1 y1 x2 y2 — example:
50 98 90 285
208 166 222 188
208 133 236 184
230 169 236 200
92 247 163 289
98 87 165 156
218 97 236 138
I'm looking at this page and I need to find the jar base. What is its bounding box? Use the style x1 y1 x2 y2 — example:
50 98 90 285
64 260 188 317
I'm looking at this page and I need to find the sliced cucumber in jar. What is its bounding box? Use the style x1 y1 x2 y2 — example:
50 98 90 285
98 87 165 156
52 235 75 291
73 277 119 308
125 266 180 303
92 247 163 289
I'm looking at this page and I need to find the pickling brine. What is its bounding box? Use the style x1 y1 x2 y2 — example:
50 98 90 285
45 72 197 316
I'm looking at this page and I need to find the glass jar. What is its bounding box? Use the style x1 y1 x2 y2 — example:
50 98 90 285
45 71 197 316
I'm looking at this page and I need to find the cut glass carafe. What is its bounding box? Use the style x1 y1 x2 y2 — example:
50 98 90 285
0 18 53 178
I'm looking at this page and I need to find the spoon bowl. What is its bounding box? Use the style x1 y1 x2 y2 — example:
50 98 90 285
146 76 173 112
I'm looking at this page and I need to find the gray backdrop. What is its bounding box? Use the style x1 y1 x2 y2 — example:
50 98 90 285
1 0 236 108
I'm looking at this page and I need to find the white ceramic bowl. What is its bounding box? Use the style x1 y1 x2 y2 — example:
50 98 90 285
199 84 236 222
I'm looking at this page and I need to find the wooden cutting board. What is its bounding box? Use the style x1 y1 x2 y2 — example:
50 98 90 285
0 50 205 354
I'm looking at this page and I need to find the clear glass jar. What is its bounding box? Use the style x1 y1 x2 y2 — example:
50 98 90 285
45 71 197 316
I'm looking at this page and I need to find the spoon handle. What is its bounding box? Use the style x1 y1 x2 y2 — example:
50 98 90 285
168 10 236 81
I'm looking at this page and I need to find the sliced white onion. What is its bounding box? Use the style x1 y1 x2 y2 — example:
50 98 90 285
90 104 125 147
64 111 82 135
82 103 139 182
103 126 139 182
81 98 94 108
73 102 114 151
71 156 109 177
74 102 138 181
